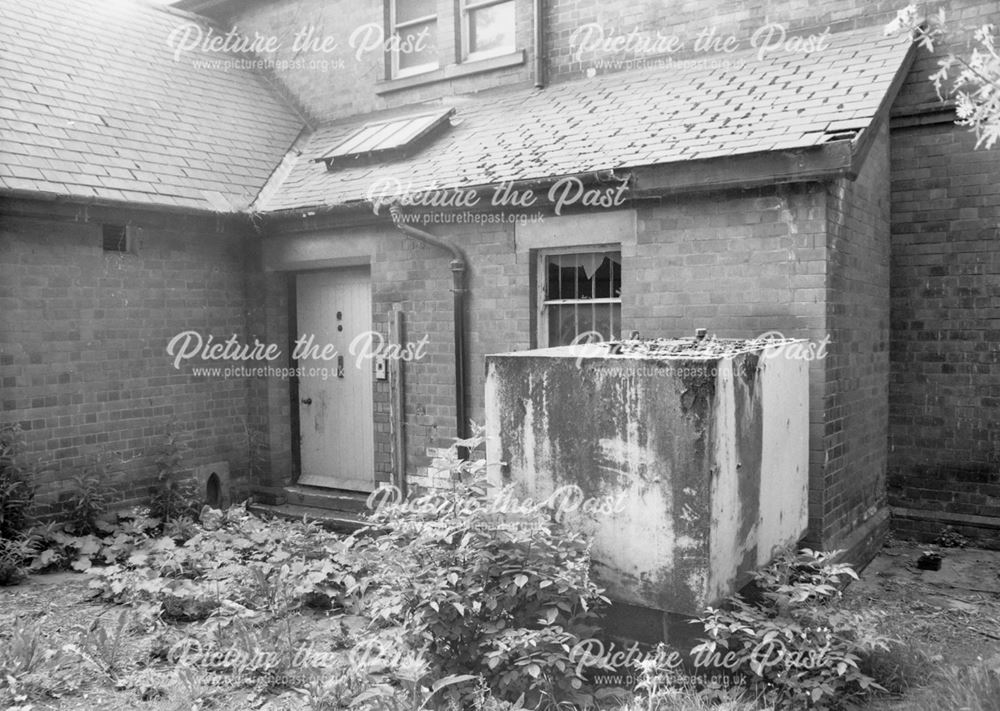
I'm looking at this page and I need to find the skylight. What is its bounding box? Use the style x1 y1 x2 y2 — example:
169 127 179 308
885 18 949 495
317 108 455 170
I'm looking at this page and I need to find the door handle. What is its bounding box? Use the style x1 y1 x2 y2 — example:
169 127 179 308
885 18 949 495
301 397 312 405
337 355 344 378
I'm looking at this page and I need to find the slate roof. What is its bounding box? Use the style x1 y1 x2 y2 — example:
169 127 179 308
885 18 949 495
0 0 304 213
257 25 913 213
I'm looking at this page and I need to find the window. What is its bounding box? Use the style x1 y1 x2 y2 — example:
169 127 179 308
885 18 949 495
461 0 516 61
538 248 622 347
389 0 439 77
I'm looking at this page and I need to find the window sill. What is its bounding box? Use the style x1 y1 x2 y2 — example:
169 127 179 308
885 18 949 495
376 49 525 95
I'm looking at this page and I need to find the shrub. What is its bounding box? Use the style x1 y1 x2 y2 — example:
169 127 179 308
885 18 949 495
0 424 36 540
0 537 35 586
366 423 610 709
64 454 117 535
149 425 199 522
690 549 891 710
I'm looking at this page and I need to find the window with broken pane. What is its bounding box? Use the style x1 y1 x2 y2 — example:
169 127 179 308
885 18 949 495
540 250 622 347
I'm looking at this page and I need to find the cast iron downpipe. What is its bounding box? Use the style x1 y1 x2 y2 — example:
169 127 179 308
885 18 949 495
534 0 546 88
388 204 469 442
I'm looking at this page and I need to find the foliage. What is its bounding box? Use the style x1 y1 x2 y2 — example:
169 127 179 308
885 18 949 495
690 549 891 710
350 652 479 711
64 452 118 535
365 423 610 709
856 637 933 696
149 424 199 522
886 5 1000 148
0 424 37 540
73 609 133 680
0 621 84 705
0 536 36 586
623 652 760 711
87 504 368 621
902 661 1000 711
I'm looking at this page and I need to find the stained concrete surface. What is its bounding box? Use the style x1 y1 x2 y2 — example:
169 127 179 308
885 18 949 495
846 539 1000 669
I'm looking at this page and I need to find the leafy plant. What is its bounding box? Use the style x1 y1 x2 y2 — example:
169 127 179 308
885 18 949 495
365 423 609 709
0 536 35 585
690 549 891 710
351 651 478 711
149 424 198 522
0 424 36 540
0 622 83 704
64 454 117 535
72 609 133 680
886 5 1000 149
624 651 759 711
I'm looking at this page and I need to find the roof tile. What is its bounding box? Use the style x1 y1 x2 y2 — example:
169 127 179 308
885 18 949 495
0 0 303 212
258 25 911 213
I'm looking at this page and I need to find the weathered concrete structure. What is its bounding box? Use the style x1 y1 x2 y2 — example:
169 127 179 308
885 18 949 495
485 338 809 614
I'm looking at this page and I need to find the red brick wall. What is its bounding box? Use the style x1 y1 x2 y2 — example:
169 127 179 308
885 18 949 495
0 203 254 512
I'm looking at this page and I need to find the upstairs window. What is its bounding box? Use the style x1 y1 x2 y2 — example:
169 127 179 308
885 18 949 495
389 0 438 77
462 0 516 61
538 248 622 347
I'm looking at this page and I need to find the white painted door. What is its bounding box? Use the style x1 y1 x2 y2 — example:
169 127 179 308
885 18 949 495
295 267 374 491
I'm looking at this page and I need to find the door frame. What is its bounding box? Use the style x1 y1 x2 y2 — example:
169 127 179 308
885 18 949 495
286 264 376 491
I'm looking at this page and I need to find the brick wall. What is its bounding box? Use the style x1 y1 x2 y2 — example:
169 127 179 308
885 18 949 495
217 0 536 122
261 172 890 553
885 0 1000 541
0 203 254 512
888 119 1000 526
822 120 892 546
544 0 910 82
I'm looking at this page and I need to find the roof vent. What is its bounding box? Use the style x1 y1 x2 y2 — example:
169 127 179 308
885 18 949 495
820 128 861 143
316 108 455 170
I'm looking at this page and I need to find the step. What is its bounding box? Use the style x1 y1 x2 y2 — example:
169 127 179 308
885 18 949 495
251 485 372 514
284 485 372 513
247 502 377 535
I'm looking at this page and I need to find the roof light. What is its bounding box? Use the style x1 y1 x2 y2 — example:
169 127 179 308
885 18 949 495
316 108 455 170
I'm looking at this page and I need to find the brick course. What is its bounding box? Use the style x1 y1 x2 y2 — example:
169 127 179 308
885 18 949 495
888 119 1000 526
0 205 254 512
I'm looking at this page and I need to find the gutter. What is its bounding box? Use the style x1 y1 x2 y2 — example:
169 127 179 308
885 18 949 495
388 204 469 443
0 187 239 220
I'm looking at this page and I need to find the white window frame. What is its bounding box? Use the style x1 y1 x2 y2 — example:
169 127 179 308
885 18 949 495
389 0 440 78
460 0 516 63
536 245 622 348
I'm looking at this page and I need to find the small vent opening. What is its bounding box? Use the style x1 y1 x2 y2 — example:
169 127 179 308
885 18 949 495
102 224 131 253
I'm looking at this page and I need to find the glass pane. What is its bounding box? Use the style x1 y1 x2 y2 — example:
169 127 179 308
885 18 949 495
396 0 436 24
397 20 437 71
469 1 515 56
547 304 622 346
546 253 621 300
